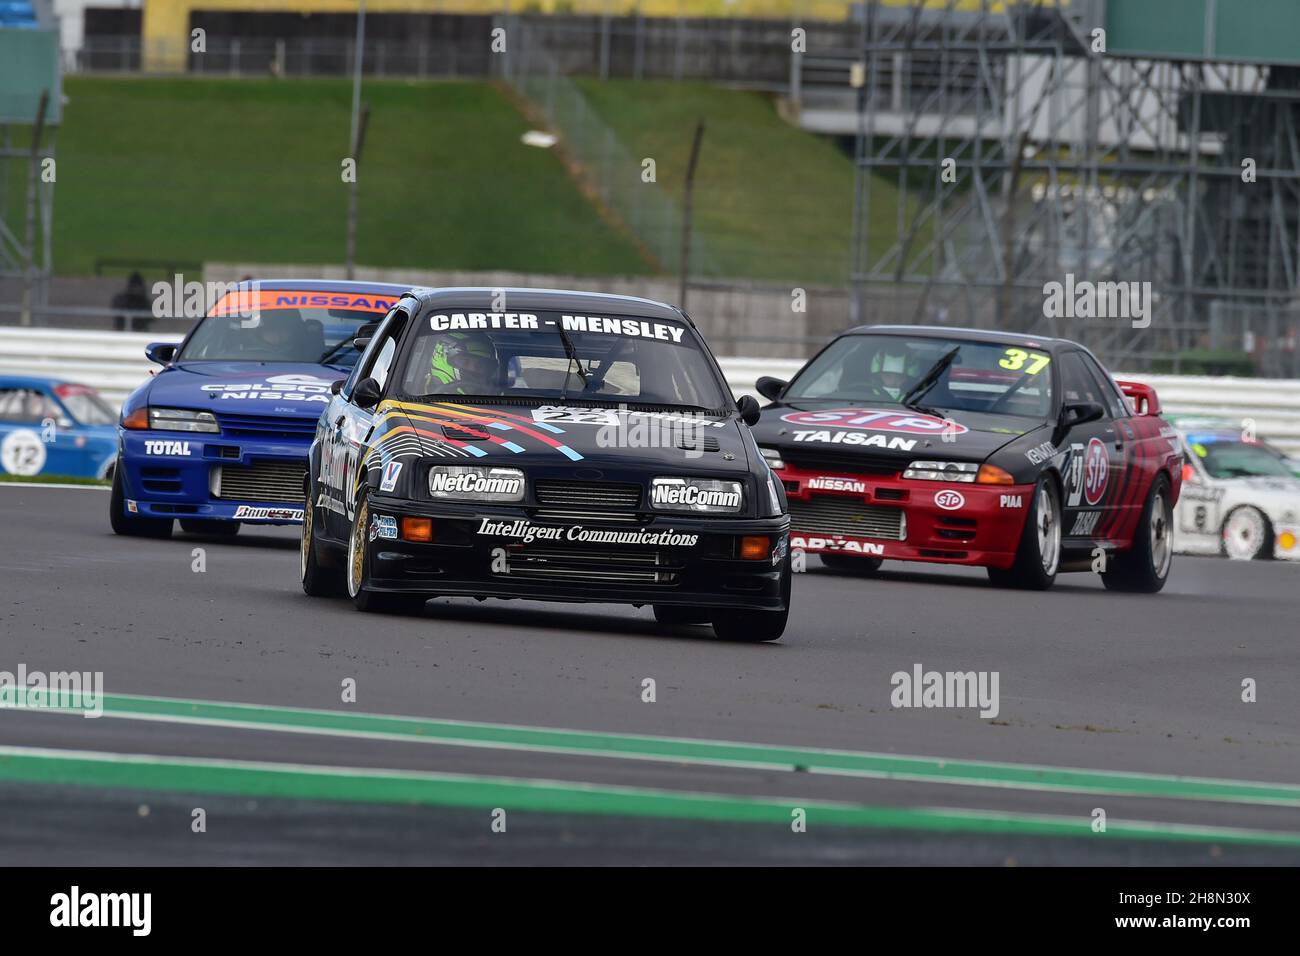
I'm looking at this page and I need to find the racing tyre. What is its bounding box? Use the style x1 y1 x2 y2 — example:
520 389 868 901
1220 504 1273 562
987 475 1060 590
179 519 240 536
653 605 712 626
820 554 883 576
301 493 345 597
347 493 427 614
108 462 172 539
709 551 791 642
1104 476 1174 593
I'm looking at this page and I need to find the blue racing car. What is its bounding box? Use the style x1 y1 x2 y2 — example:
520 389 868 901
0 376 119 480
110 279 411 537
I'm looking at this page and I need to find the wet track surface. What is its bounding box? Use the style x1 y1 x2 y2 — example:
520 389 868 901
2 484 1298 864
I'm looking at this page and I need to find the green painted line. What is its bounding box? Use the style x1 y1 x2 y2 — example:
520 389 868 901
21 691 1300 809
2 744 1298 848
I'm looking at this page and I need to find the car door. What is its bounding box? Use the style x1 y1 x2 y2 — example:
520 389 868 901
320 312 404 539
1056 351 1127 544
0 386 62 477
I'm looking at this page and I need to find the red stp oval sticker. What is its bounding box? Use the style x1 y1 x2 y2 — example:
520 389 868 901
781 408 968 436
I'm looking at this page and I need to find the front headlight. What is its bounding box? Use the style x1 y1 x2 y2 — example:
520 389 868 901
650 477 743 513
149 407 219 433
428 465 525 502
759 446 785 471
902 460 979 482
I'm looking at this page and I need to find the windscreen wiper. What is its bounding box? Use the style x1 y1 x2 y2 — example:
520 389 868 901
555 325 590 402
900 346 960 414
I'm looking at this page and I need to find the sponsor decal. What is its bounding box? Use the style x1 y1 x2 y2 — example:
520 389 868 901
200 373 334 404
233 505 304 521
792 430 917 451
807 476 867 494
782 408 968 436
790 534 885 555
476 517 698 548
126 499 139 513
1071 510 1101 536
999 494 1023 508
532 405 620 426
1025 440 1058 465
143 440 191 456
1083 437 1109 505
649 484 741 509
772 532 789 566
934 490 965 511
556 314 686 342
370 513 398 541
429 471 523 497
0 428 46 476
379 461 403 492
430 312 539 332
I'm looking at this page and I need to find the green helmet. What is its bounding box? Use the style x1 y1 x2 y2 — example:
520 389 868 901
430 333 498 389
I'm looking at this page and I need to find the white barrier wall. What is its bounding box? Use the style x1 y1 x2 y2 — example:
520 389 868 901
2 328 1299 454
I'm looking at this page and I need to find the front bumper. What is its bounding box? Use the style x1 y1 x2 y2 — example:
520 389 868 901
117 429 308 524
360 494 790 609
777 462 1034 569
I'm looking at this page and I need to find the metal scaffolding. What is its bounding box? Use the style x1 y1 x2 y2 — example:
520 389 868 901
848 0 1300 374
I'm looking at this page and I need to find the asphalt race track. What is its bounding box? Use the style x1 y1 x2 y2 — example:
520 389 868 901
2 484 1299 864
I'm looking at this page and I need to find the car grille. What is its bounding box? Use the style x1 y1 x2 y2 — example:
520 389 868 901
788 497 905 541
784 452 901 476
215 461 306 503
533 479 642 511
500 546 680 585
217 413 319 441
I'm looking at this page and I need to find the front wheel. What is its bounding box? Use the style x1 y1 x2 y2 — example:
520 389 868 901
710 551 791 642
108 461 172 539
1103 476 1174 592
1220 504 1273 561
987 475 1060 590
347 494 426 614
301 493 345 597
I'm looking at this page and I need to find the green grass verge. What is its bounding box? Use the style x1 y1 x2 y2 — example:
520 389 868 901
46 76 650 277
0 473 109 485
574 79 915 285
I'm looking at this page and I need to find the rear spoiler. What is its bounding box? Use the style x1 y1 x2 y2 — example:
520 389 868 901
1116 380 1161 416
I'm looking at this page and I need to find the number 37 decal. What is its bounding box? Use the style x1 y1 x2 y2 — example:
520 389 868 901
999 348 1051 374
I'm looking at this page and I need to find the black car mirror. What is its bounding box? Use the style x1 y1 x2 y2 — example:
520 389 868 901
353 377 382 410
330 379 346 395
1062 401 1105 429
737 394 761 427
755 376 786 402
145 342 178 366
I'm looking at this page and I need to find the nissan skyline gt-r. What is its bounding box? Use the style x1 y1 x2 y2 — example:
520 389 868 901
1166 418 1300 561
750 326 1183 592
0 376 118 480
300 287 792 642
110 280 411 538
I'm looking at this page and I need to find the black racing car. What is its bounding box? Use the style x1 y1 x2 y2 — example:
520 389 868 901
301 287 792 641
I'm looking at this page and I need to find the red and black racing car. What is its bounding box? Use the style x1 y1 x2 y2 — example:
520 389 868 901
749 326 1182 591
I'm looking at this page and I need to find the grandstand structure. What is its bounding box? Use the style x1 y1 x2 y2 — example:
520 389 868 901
842 0 1300 373
0 0 61 323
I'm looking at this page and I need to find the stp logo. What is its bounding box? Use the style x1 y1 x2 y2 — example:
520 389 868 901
781 408 968 435
1083 437 1109 505
934 490 966 511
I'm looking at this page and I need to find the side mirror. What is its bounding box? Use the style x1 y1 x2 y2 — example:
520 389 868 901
737 394 761 427
353 377 382 410
1061 401 1105 429
145 342 178 366
330 379 346 395
754 376 787 402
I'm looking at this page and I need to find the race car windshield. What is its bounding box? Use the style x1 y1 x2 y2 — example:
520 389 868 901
399 311 729 412
1190 439 1294 479
55 385 116 426
786 334 1054 419
178 307 380 368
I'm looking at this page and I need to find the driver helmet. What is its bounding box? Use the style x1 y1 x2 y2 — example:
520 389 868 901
872 347 914 399
430 333 499 393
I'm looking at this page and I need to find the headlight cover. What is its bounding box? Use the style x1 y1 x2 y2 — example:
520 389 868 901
427 465 525 502
902 460 979 483
759 446 785 471
650 477 743 513
149 407 219 433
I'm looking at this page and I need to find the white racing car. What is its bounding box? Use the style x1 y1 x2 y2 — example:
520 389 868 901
1171 418 1300 561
